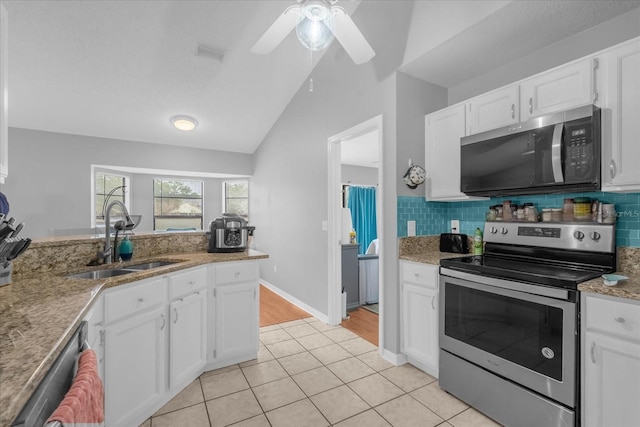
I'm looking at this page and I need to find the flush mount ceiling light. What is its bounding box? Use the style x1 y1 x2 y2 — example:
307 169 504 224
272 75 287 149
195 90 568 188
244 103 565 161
171 115 198 132
251 0 375 64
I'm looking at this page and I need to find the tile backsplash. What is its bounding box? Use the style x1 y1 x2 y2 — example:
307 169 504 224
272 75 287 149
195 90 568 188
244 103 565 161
398 192 640 247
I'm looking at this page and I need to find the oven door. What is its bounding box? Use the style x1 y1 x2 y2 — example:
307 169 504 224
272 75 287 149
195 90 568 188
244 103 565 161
439 270 577 408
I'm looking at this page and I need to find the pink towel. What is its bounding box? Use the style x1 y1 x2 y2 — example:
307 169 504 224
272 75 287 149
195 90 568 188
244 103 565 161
47 349 104 426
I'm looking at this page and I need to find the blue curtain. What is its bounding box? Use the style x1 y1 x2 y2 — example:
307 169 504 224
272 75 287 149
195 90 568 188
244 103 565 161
348 186 377 255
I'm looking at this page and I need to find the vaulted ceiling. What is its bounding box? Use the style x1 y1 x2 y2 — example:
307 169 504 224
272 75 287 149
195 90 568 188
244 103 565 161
4 1 639 154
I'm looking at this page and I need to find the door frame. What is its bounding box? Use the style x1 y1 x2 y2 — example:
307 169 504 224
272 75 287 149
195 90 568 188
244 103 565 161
327 114 383 349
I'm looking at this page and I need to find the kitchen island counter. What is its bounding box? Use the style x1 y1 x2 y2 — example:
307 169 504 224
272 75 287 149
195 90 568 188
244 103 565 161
0 249 267 426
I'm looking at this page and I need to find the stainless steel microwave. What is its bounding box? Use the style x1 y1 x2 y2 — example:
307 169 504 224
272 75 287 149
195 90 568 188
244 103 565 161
460 105 601 197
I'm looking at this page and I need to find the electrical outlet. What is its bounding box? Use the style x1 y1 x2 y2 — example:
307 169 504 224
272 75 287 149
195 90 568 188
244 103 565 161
407 220 416 236
451 219 460 233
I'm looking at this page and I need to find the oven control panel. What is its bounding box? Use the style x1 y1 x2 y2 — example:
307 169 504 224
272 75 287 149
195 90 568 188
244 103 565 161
484 222 615 253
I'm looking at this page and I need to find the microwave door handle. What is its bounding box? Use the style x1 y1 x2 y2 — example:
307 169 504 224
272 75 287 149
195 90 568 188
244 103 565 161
551 123 564 183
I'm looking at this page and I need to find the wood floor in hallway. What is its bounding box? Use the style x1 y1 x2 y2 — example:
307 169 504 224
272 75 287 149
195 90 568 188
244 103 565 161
341 307 379 346
259 285 311 327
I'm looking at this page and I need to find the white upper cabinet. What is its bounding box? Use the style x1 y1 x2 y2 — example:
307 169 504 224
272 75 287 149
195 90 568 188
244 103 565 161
425 104 476 201
519 59 595 121
0 4 8 183
465 85 519 135
600 37 640 191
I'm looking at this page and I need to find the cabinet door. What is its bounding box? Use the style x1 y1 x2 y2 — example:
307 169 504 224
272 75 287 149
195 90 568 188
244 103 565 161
520 59 594 121
104 306 167 427
601 38 640 190
466 85 518 135
425 105 472 201
583 331 640 427
0 4 8 183
169 290 207 389
214 282 258 361
401 282 438 374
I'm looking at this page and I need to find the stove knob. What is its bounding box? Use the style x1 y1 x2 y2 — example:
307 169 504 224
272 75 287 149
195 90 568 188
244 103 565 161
573 230 585 241
490 226 498 234
500 227 508 235
590 231 601 241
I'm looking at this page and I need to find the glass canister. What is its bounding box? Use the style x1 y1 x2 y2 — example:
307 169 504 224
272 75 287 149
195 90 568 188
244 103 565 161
551 208 563 222
574 197 591 221
503 200 512 220
563 198 574 221
542 208 552 222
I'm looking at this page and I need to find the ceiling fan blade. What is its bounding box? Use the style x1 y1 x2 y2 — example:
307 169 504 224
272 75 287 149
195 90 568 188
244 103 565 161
251 5 300 55
331 6 375 64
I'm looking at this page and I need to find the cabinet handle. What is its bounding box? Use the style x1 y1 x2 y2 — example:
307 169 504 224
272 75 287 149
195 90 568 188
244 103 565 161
414 273 420 279
137 297 144 303
590 341 596 363
160 314 166 330
431 295 436 310
614 316 626 323
610 159 617 179
174 307 179 324
529 97 533 114
511 103 515 119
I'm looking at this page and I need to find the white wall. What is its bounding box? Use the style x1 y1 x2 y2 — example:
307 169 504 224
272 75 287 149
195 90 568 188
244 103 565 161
448 7 640 104
2 128 252 238
251 0 414 354
341 165 378 186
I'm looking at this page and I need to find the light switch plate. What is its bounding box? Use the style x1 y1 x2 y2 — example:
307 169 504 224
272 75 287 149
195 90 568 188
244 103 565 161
407 220 416 236
451 219 460 233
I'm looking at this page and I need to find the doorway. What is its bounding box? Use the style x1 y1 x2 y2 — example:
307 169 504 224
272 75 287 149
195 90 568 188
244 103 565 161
327 115 383 350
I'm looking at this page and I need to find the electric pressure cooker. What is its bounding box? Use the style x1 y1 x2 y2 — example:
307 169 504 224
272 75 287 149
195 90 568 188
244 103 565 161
207 213 255 253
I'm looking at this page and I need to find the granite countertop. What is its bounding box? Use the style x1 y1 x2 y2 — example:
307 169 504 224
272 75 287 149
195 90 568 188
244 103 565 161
0 250 268 426
578 273 640 301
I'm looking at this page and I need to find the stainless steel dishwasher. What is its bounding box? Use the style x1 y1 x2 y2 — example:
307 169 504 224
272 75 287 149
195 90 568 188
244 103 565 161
11 321 88 427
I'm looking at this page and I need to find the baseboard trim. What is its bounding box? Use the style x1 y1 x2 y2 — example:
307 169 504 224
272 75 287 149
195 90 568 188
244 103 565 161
381 348 408 366
260 278 330 324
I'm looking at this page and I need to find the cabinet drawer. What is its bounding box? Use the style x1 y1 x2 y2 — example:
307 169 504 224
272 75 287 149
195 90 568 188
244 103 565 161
585 295 640 341
401 261 438 289
215 262 257 286
170 267 207 299
104 277 167 324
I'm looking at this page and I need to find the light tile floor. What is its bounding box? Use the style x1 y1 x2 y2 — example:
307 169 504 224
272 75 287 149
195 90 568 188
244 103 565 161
140 317 502 427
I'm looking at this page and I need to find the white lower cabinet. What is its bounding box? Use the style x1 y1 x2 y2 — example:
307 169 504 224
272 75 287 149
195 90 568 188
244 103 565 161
400 260 439 377
96 261 259 426
211 261 259 363
582 292 640 427
104 299 167 427
168 267 208 389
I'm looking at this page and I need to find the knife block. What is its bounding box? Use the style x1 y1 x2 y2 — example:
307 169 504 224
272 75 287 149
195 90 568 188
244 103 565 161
0 262 12 287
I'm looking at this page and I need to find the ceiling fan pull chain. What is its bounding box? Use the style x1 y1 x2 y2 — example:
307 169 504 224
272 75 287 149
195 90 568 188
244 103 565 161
308 49 314 92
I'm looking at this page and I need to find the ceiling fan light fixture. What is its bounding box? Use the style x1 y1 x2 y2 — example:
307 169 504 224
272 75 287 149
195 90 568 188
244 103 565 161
296 2 335 51
171 115 198 132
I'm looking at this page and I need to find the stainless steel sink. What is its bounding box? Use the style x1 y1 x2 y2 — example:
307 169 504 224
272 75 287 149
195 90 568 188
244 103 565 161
67 268 137 280
125 261 179 270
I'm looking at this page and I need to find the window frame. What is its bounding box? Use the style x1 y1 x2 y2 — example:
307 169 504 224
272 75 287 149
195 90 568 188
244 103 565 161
153 177 204 231
92 169 131 229
223 179 250 220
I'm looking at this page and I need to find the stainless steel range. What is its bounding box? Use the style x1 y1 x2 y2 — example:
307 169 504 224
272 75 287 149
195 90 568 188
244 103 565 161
439 221 616 427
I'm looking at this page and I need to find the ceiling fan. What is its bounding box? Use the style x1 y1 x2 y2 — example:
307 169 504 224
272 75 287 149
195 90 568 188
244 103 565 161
251 0 375 65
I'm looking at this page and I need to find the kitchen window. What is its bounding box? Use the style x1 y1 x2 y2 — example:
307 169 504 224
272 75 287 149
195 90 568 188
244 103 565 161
224 180 249 219
153 179 203 231
95 171 130 228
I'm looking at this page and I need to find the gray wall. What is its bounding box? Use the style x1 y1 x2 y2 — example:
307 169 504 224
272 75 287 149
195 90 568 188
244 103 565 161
449 8 640 104
2 128 252 238
251 0 414 354
341 165 378 187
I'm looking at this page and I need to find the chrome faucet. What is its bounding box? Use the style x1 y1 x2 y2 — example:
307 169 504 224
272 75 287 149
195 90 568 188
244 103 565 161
102 200 136 264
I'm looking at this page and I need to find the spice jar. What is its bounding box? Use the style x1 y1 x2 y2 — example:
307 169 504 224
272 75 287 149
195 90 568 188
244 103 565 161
503 200 512 220
526 206 538 222
574 197 591 221
551 208 563 222
563 198 574 221
542 208 552 222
